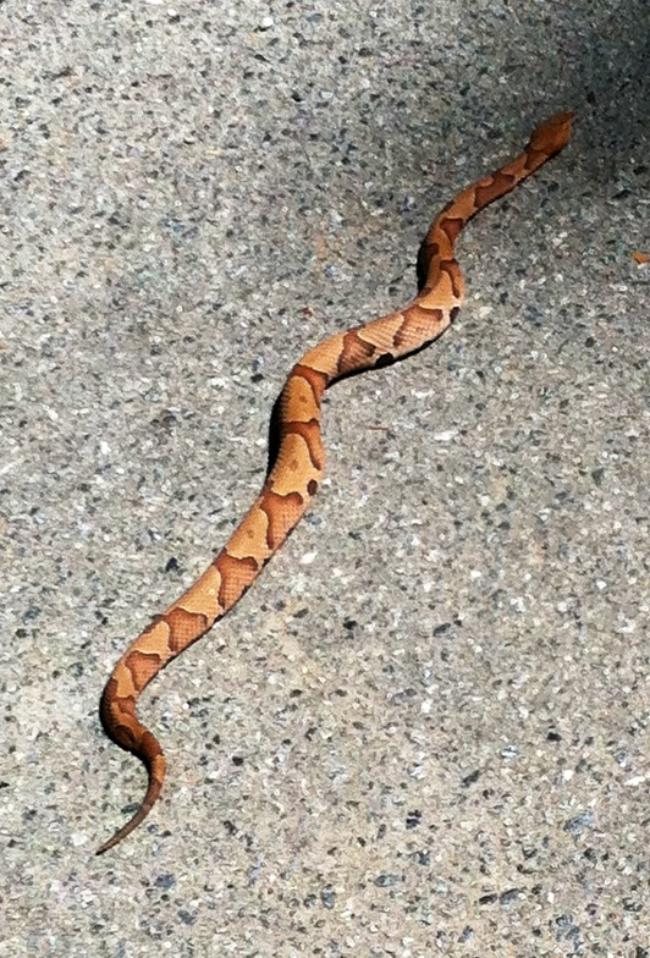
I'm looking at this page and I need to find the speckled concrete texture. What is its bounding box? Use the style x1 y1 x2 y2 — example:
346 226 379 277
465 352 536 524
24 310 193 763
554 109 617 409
2 1 649 955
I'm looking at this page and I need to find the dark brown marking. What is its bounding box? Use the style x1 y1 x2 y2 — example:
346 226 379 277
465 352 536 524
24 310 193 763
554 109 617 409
214 551 259 608
124 649 165 693
450 306 460 321
116 693 137 720
336 329 376 375
307 479 318 496
474 171 516 208
281 418 324 470
392 316 409 349
260 489 304 550
439 216 464 244
291 364 328 401
165 606 210 653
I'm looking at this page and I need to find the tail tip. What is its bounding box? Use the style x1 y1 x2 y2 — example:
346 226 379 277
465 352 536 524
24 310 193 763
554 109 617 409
95 839 112 856
96 752 166 855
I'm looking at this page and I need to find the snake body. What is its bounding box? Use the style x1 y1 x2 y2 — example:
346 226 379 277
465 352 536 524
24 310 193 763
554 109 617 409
98 112 573 854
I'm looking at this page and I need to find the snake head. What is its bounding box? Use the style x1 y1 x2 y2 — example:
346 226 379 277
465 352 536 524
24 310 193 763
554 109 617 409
529 111 575 157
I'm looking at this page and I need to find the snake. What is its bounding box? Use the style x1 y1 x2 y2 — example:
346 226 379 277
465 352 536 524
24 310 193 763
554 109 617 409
97 111 573 854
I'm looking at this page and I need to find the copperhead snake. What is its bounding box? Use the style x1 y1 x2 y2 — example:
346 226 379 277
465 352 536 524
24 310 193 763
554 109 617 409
97 112 573 854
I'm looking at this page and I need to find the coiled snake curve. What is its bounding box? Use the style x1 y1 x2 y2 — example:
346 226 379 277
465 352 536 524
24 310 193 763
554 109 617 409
97 112 573 854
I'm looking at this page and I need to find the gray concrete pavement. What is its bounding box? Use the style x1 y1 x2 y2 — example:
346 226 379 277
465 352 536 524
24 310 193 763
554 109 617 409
2 1 649 955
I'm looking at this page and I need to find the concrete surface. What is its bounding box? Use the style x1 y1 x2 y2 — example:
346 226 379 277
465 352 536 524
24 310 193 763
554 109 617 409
2 1 649 955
